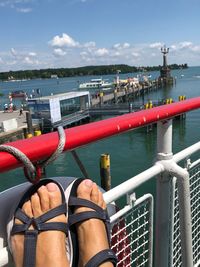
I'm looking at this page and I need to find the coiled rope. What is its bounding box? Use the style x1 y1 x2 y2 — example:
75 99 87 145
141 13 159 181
0 126 66 183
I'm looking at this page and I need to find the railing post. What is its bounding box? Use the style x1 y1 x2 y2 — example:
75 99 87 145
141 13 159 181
155 120 193 267
155 120 174 267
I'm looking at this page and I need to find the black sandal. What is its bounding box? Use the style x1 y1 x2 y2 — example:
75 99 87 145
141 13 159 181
68 179 117 267
9 178 68 267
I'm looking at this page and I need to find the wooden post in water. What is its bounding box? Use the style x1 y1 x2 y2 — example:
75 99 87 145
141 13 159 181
114 89 118 103
100 154 111 191
99 92 104 106
26 111 33 138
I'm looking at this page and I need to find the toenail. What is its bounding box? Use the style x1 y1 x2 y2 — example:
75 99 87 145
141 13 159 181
40 185 46 190
84 179 93 187
46 183 59 192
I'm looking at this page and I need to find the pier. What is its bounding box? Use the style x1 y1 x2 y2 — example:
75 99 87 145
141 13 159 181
0 82 183 141
0 110 39 144
90 81 159 106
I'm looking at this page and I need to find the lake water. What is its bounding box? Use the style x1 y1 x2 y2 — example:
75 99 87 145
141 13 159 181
0 66 200 192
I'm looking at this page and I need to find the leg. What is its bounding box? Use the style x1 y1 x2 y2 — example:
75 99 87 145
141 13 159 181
11 183 70 267
75 179 114 267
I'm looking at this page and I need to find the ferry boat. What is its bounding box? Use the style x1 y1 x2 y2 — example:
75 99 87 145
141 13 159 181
78 78 114 90
1 97 200 267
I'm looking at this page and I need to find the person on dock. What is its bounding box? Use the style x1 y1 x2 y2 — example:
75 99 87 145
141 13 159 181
9 179 117 267
19 106 23 116
4 103 8 112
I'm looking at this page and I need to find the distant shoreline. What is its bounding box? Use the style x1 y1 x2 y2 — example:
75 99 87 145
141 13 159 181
0 63 188 81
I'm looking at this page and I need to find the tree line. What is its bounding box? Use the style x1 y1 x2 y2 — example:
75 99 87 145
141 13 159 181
0 63 188 81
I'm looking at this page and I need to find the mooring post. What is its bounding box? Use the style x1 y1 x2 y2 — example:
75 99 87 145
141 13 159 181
100 154 111 191
26 111 33 138
99 92 104 106
114 89 118 103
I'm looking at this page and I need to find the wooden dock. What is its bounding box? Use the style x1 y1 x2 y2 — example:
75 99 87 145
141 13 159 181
90 81 158 107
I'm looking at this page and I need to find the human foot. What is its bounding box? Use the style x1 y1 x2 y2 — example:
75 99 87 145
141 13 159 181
11 182 70 267
74 179 116 267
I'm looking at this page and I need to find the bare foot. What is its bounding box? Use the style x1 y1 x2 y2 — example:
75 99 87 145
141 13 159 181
11 183 70 267
75 179 114 267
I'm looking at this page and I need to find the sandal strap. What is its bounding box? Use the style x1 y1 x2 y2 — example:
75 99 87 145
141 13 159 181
11 202 68 267
23 230 38 267
68 196 111 245
84 249 117 267
11 203 67 234
69 210 108 226
68 196 109 226
69 197 105 214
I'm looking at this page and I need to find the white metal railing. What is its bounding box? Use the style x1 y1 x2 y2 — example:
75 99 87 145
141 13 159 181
103 120 200 267
110 194 153 267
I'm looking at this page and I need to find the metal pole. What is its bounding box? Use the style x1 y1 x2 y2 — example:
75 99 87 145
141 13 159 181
155 120 174 267
169 163 193 267
155 120 193 267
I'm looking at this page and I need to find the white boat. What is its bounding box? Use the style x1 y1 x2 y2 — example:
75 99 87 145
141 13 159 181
78 78 113 90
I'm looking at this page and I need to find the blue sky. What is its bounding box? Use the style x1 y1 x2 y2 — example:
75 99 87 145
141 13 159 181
0 0 200 71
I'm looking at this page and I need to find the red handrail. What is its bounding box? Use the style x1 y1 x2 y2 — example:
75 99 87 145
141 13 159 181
1 97 200 173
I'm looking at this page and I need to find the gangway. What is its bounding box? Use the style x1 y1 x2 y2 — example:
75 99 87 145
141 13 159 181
1 97 200 267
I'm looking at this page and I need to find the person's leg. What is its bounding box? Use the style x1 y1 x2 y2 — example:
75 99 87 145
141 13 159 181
11 183 70 267
75 179 114 267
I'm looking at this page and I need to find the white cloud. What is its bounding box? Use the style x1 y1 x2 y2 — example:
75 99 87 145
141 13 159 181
49 33 79 48
3 38 200 72
83 41 96 48
113 51 121 57
94 48 109 57
80 51 88 57
123 43 130 48
24 56 33 64
113 43 120 49
0 0 34 12
170 41 193 51
191 45 200 52
53 48 67 57
113 42 131 50
23 56 39 65
10 48 17 57
132 52 140 57
149 42 163 49
179 41 193 49
29 52 37 57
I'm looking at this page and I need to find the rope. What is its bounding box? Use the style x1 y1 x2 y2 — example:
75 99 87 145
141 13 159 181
0 126 66 183
40 126 66 168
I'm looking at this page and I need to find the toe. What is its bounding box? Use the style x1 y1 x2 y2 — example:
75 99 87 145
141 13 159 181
76 179 93 200
37 185 50 212
31 193 42 217
22 200 33 218
46 182 62 209
97 190 105 209
91 183 99 204
15 200 33 224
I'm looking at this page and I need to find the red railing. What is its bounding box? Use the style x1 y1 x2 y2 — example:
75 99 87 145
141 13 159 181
1 97 200 173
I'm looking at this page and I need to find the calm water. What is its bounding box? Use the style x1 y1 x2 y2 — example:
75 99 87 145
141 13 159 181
0 67 200 192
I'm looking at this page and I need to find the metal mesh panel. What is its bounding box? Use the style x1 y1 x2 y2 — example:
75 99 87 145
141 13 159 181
110 195 153 267
172 163 200 267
